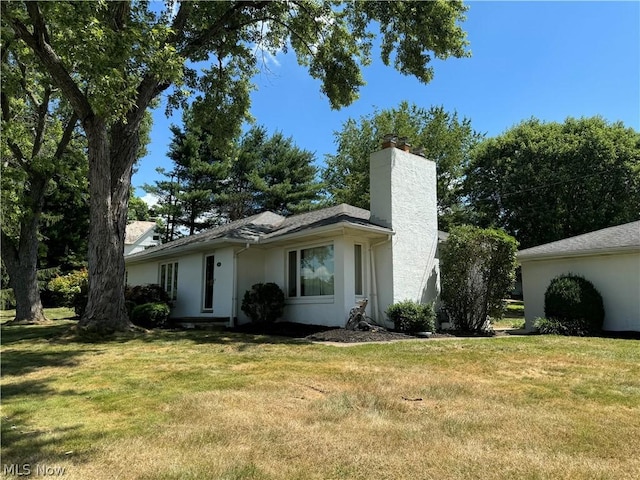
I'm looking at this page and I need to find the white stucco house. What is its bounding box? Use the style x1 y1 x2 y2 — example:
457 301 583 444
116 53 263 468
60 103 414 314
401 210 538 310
124 221 161 256
125 138 443 327
519 220 640 332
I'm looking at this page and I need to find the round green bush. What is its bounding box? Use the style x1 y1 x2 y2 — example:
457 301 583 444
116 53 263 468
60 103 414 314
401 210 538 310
544 274 604 335
131 302 171 329
241 283 285 324
125 284 171 306
386 300 435 333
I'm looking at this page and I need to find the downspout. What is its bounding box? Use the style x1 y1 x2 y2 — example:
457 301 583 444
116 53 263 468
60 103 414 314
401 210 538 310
369 234 392 327
231 243 251 327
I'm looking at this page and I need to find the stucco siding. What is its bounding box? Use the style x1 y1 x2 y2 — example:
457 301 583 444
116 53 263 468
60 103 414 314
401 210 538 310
126 262 158 286
521 252 640 332
370 147 439 319
171 253 204 318
235 248 267 323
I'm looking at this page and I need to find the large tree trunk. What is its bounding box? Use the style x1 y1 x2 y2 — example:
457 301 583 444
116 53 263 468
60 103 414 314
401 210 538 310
1 176 48 324
78 118 133 333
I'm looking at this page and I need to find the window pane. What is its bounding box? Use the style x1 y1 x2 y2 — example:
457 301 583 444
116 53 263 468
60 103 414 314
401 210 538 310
301 245 334 296
288 251 298 297
204 256 215 309
166 263 173 298
160 264 166 290
173 263 178 300
354 244 363 295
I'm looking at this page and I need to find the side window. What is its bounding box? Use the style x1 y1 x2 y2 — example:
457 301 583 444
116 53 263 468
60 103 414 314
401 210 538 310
287 244 335 297
354 244 363 295
159 261 179 300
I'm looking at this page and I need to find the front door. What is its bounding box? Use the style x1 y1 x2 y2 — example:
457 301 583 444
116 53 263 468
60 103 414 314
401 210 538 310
203 254 215 311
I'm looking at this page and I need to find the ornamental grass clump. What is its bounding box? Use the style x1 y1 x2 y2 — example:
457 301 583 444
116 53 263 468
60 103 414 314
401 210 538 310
542 274 604 336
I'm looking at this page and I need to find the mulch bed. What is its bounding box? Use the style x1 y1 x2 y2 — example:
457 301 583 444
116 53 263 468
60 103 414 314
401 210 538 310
228 322 461 343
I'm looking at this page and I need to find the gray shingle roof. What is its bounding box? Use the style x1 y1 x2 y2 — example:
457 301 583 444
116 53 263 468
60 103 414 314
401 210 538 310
125 204 392 261
518 220 640 260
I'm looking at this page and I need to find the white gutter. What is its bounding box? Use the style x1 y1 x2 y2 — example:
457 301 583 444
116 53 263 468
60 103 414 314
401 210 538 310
231 243 251 327
369 234 393 326
518 245 640 262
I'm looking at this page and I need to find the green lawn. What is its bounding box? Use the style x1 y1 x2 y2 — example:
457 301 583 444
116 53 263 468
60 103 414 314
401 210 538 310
492 299 526 330
1 313 639 479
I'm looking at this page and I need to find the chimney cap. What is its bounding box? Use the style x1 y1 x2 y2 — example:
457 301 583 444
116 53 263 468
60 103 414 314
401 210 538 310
397 137 411 152
381 133 398 149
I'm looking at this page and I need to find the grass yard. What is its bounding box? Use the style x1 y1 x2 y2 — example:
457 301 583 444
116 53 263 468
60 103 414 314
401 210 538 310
1 314 639 479
492 300 526 330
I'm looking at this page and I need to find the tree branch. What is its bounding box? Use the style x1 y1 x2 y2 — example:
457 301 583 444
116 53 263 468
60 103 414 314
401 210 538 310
4 2 94 123
178 1 271 58
53 112 79 161
31 85 51 159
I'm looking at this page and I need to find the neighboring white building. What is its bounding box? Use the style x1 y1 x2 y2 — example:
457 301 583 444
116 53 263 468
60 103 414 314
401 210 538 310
519 221 640 332
124 139 443 326
124 221 161 256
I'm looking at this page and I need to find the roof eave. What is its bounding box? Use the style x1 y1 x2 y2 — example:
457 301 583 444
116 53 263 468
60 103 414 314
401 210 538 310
260 221 394 245
518 245 640 262
124 237 253 264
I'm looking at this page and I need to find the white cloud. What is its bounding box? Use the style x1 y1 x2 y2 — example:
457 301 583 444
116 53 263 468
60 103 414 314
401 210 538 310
141 193 159 207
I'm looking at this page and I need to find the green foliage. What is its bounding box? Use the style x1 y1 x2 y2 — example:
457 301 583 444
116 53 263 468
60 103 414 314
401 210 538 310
440 226 519 332
241 283 285 324
543 274 604 336
386 300 435 333
125 284 171 307
227 127 323 218
128 189 150 222
130 302 171 329
1 289 17 310
2 0 469 331
46 269 88 316
465 116 640 249
322 102 482 229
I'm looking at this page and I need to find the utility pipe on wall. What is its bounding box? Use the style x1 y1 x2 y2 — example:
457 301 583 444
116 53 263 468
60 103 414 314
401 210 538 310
369 234 392 327
231 243 251 327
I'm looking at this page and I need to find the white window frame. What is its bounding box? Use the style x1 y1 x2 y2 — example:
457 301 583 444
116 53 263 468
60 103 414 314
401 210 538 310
354 243 364 296
286 243 335 298
159 261 179 301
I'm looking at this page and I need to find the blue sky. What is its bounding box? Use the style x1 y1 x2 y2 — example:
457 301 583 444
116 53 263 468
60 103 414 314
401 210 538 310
133 1 640 199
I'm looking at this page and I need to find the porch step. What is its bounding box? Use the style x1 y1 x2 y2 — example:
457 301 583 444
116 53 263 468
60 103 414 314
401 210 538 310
174 317 231 330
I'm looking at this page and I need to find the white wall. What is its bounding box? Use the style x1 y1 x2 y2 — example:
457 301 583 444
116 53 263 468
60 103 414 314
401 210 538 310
171 253 204 318
126 262 158 286
521 252 640 332
370 146 439 318
125 229 160 255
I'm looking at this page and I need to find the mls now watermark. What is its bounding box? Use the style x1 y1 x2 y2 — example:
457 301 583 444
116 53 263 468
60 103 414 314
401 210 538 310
3 464 66 477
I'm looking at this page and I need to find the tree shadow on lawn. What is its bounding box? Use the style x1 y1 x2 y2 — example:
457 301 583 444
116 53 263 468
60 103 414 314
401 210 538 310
58 322 330 348
1 347 92 377
1 380 97 468
1 321 77 346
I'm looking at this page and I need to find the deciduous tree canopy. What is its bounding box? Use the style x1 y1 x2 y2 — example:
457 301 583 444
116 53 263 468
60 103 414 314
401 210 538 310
323 101 482 230
2 0 470 333
464 117 640 249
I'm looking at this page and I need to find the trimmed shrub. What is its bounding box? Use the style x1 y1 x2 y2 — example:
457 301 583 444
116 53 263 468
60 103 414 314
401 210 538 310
440 226 519 332
543 274 604 335
131 302 171 329
241 283 285 324
47 269 88 315
125 284 171 307
386 300 435 333
534 317 570 335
